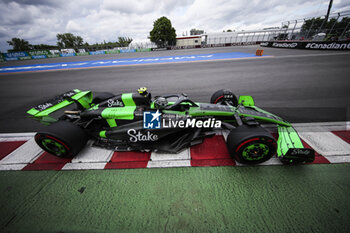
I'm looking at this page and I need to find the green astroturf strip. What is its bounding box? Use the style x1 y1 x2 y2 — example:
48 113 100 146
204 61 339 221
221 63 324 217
0 164 350 233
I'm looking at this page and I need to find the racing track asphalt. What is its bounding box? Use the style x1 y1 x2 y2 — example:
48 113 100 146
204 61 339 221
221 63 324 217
0 45 349 133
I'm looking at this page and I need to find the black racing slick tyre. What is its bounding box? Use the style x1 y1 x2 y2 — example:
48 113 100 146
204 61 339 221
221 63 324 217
35 121 88 158
210 89 238 106
226 125 277 164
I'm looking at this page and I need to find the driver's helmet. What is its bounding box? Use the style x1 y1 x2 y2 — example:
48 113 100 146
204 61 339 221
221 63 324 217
154 97 168 109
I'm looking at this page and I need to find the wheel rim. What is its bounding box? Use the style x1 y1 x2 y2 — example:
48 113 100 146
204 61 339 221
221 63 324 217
241 143 270 161
41 138 67 156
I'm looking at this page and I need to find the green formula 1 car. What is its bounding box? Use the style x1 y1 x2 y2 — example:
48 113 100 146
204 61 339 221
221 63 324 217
27 88 315 165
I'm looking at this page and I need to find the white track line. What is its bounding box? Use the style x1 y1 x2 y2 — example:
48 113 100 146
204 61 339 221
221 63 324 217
147 160 191 168
69 144 113 163
0 138 42 164
325 155 350 164
235 157 283 166
0 132 35 142
62 162 108 170
0 164 28 171
150 148 190 161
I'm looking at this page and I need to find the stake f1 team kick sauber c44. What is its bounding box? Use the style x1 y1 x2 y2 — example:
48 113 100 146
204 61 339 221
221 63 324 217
27 87 315 165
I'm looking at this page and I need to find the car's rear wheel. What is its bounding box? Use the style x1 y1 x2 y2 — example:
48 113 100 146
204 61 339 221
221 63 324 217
226 125 276 164
35 121 88 158
210 89 238 106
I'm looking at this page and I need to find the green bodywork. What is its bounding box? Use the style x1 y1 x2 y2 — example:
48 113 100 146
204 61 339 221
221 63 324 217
27 89 93 118
27 91 305 157
101 93 136 121
238 95 255 106
277 126 304 157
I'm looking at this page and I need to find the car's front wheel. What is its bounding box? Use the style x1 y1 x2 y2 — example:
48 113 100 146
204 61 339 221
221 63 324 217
35 121 88 158
226 125 276 164
210 89 238 106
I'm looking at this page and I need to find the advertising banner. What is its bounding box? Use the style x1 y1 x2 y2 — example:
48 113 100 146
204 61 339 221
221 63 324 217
5 57 18 61
260 41 350 50
76 52 89 56
32 55 47 59
19 56 32 60
28 50 50 56
119 49 136 53
47 54 60 58
0 54 4 62
89 51 105 55
136 48 152 52
151 48 168 51
60 53 75 57
3 51 29 58
49 50 60 55
105 50 120 54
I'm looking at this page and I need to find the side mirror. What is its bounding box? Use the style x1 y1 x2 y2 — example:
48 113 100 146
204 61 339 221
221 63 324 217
238 96 255 107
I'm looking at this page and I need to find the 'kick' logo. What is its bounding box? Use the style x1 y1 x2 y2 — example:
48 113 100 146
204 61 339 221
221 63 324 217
143 110 161 129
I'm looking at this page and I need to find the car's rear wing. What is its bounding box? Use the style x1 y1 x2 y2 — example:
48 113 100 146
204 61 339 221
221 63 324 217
27 89 93 122
277 125 315 164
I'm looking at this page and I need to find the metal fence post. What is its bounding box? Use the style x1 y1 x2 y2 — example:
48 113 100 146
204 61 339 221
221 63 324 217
291 20 297 39
306 18 315 39
316 15 327 35
340 21 350 39
328 13 341 36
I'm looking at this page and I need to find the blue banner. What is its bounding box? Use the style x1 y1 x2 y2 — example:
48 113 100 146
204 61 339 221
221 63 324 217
3 51 29 58
89 51 105 55
32 55 47 59
5 57 19 61
60 53 75 57
119 49 136 53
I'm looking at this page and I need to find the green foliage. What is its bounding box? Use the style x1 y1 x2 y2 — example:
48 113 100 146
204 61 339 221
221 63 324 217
301 17 324 33
85 37 133 50
301 16 350 37
56 33 84 48
32 44 59 50
116 37 133 47
6 38 32 51
149 16 176 47
226 29 233 32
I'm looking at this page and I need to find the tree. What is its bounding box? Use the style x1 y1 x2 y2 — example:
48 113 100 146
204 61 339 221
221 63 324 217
227 29 233 32
301 16 350 38
7 38 32 51
150 16 176 47
116 37 133 47
56 33 84 48
301 17 327 35
32 44 59 50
